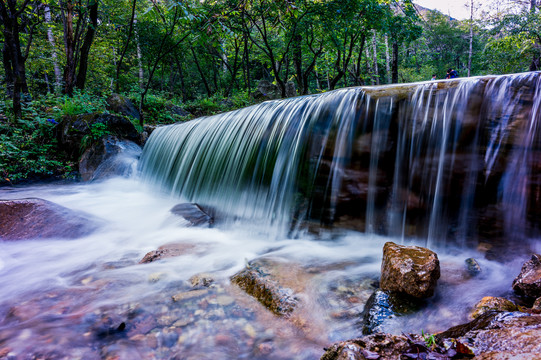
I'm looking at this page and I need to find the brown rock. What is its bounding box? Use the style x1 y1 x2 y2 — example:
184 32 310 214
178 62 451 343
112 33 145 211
231 258 299 317
139 243 197 263
380 242 440 298
321 333 416 360
0 198 100 241
437 312 541 358
512 254 541 298
532 297 541 312
471 297 518 319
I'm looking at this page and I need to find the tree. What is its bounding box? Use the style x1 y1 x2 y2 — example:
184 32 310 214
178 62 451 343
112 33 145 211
58 0 100 95
0 0 40 116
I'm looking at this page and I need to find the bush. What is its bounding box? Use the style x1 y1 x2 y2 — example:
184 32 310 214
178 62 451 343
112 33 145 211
0 114 75 184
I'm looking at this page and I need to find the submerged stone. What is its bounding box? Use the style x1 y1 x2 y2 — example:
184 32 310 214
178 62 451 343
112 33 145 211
380 242 440 299
139 243 198 264
0 198 100 240
512 254 541 298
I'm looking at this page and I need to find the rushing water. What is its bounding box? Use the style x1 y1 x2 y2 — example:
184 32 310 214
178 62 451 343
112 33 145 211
1 72 541 359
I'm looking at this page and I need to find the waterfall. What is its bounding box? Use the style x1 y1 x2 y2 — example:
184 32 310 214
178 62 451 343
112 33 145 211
140 72 541 249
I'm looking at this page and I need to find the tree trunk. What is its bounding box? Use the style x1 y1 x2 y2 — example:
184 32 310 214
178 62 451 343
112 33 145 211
392 39 398 84
2 43 14 98
530 0 540 71
44 5 62 92
135 16 144 89
467 0 473 77
384 35 391 84
62 0 76 96
191 47 212 96
372 31 379 85
0 0 31 117
115 0 137 92
75 0 99 90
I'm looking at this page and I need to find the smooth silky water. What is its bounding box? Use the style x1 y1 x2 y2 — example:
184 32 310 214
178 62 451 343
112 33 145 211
1 72 540 359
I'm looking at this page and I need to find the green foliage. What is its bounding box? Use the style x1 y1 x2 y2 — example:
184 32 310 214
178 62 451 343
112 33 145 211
421 330 436 350
0 115 74 184
60 90 108 117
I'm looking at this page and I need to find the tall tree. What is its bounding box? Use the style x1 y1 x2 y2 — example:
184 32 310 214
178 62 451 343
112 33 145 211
0 0 38 116
467 0 474 77
59 0 100 95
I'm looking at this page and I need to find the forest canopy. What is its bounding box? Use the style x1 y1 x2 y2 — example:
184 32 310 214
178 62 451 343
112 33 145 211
0 0 539 116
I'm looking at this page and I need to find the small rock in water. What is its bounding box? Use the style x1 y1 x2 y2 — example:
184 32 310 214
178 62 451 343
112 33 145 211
470 296 518 319
532 297 541 312
189 273 214 288
512 254 541 298
140 243 198 264
170 203 213 227
465 257 482 276
171 289 208 302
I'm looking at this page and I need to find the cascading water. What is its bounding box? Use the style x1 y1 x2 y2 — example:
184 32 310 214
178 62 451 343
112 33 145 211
140 72 541 252
2 72 541 359
139 89 367 235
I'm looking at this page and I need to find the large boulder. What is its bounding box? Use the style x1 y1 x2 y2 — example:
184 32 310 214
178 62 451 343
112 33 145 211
321 333 425 360
380 242 440 299
79 135 141 181
436 312 541 358
0 198 100 240
106 94 141 122
57 113 141 160
512 254 541 298
322 312 541 360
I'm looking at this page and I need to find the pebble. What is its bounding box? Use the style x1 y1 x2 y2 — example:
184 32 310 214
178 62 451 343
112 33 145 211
244 324 256 338
215 295 235 306
172 289 208 302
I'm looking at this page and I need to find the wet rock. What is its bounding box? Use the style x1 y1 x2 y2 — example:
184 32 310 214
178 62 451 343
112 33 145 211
380 242 440 298
532 297 541 312
231 258 299 317
170 203 213 227
171 289 208 302
361 289 422 335
106 94 141 121
139 243 199 263
321 333 421 360
0 198 100 240
79 135 141 181
512 254 541 298
189 273 214 288
465 257 482 276
285 81 297 97
57 113 141 160
471 297 518 319
252 80 280 100
436 312 541 358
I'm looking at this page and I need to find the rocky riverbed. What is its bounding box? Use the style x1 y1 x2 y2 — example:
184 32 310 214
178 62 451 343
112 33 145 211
0 178 539 359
